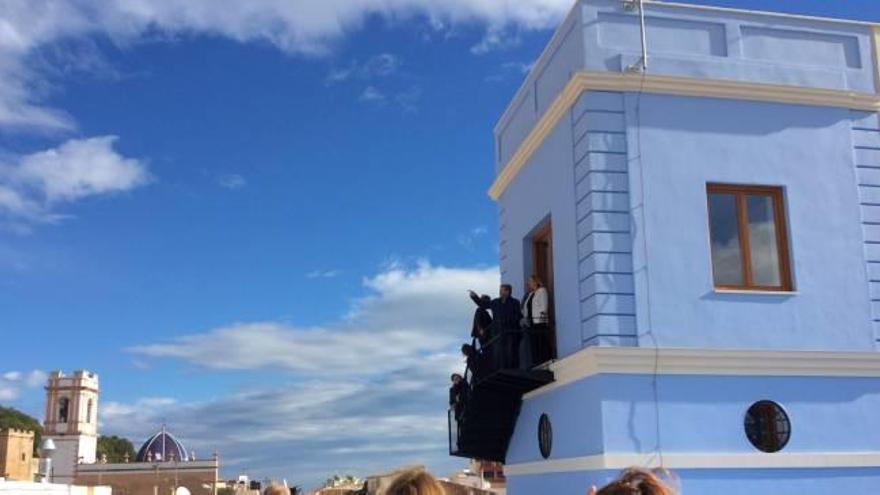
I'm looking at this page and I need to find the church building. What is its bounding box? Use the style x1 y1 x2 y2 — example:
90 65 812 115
43 370 220 495
451 1 880 493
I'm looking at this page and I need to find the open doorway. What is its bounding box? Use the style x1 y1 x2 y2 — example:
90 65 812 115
528 219 557 362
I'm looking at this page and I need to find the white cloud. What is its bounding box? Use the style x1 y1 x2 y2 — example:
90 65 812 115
394 86 422 113
470 27 522 55
100 377 453 486
306 269 341 279
130 262 498 375
327 53 400 84
502 60 535 74
358 85 422 111
14 136 149 202
359 86 385 103
485 59 534 83
361 53 400 77
456 225 488 250
0 136 149 226
0 369 47 401
121 262 499 485
216 173 246 190
0 0 570 132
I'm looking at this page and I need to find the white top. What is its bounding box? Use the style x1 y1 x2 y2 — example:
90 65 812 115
523 287 550 325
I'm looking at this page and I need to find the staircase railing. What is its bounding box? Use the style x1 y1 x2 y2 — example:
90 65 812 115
449 327 555 461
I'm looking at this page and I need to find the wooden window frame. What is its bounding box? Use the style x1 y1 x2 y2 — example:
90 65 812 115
707 183 793 292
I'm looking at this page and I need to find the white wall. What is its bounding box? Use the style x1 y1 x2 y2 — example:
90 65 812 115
0 480 111 495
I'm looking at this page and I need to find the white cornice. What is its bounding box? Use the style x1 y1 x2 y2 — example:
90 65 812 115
489 70 880 200
493 3 879 137
648 1 879 28
504 451 880 476
523 346 880 400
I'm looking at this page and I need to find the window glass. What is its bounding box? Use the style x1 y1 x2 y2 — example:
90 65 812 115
537 413 552 459
746 194 782 287
708 193 743 286
744 400 790 453
58 397 69 423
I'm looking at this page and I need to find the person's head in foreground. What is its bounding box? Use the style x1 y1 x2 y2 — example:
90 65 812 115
264 485 290 495
588 468 675 495
385 469 445 495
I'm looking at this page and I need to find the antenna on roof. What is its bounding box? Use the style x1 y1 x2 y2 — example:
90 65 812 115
623 0 649 72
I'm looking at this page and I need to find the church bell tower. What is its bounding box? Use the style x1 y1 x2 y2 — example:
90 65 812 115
43 370 99 484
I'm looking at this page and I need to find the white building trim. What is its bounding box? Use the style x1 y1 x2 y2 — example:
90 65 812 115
504 452 880 476
489 70 880 200
493 2 880 136
523 347 880 400
647 1 879 28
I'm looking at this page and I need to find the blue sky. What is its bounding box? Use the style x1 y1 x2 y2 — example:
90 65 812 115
0 0 878 488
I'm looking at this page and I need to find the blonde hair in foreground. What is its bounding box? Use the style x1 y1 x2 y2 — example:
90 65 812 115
263 485 290 495
591 468 676 495
385 469 445 495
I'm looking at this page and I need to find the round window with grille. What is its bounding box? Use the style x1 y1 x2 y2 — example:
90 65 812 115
744 400 790 453
538 413 552 459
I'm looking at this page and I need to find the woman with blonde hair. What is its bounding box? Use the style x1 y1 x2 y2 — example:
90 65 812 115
521 274 552 367
384 468 445 495
588 468 676 495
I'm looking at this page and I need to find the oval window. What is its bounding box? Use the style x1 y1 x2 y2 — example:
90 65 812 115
744 400 790 453
538 413 552 459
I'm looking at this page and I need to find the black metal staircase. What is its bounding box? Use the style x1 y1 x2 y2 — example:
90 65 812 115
449 332 554 462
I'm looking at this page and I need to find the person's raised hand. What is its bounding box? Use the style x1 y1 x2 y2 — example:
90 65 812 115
588 486 597 495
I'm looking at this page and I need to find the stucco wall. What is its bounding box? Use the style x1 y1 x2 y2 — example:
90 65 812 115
852 111 880 345
493 1 880 493
494 0 878 174
506 467 880 495
498 117 581 358
572 91 637 348
628 94 874 350
506 373 880 493
493 0 880 356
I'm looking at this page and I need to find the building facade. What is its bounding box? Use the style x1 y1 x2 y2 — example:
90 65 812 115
40 371 221 495
75 427 219 495
44 371 99 485
75 458 219 495
0 429 35 481
0 479 110 495
467 0 880 493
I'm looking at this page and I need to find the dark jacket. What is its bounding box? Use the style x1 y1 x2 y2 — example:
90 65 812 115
471 293 522 331
471 307 493 344
449 380 469 407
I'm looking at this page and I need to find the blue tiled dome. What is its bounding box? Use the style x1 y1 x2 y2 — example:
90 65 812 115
135 427 190 463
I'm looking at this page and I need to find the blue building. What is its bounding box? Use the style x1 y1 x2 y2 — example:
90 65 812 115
450 1 880 493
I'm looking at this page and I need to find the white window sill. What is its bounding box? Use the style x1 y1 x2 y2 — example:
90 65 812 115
713 289 798 296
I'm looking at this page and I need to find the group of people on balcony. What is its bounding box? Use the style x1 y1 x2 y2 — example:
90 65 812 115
470 274 553 372
449 275 555 418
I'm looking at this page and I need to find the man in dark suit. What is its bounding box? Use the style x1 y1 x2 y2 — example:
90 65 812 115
469 284 522 369
471 295 493 348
